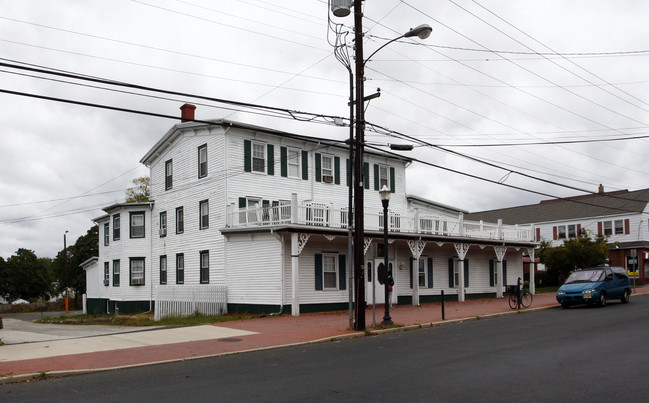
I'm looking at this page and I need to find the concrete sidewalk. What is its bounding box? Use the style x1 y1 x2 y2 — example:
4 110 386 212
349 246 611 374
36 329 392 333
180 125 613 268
1 288 647 383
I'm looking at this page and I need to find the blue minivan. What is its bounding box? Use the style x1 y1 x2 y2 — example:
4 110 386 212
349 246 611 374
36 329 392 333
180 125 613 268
556 266 631 308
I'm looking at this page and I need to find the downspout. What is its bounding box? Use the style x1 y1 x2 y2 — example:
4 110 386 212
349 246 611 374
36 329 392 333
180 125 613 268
149 202 154 312
270 229 284 316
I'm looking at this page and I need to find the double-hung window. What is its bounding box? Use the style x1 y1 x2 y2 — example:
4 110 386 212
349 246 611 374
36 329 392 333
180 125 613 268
130 212 145 238
418 259 426 287
379 165 389 190
176 207 184 234
200 250 209 284
252 142 265 173
603 221 613 236
614 220 624 235
199 200 209 229
113 260 120 286
288 148 300 178
160 211 167 237
176 254 184 284
103 262 109 286
323 254 338 289
165 159 173 190
198 144 208 178
130 258 145 286
104 223 110 246
160 255 167 285
557 225 567 239
322 155 333 183
568 224 577 239
113 214 120 241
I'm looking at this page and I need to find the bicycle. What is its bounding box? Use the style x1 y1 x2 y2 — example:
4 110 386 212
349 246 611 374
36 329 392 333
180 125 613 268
506 279 533 309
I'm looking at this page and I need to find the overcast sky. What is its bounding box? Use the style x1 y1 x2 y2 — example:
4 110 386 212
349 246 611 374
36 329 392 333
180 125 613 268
2 0 649 258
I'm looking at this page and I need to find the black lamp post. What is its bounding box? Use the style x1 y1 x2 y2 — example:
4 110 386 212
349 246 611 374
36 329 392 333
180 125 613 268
379 185 393 325
64 230 69 313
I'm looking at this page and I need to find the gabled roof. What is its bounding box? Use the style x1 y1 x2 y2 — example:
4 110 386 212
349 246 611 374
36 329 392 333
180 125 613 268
93 202 154 222
406 194 468 215
465 188 649 225
140 119 412 166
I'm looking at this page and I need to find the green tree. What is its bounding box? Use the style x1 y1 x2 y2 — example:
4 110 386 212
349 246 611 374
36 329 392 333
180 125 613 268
52 225 98 305
3 248 52 302
125 176 150 202
537 230 609 284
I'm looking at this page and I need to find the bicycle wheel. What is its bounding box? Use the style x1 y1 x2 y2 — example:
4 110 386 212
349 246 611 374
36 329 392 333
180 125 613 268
521 292 533 308
508 293 518 309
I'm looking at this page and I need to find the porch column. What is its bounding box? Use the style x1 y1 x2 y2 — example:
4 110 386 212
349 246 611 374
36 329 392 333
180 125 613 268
527 248 536 295
290 232 310 316
291 233 299 316
407 239 426 306
494 245 507 299
454 243 470 302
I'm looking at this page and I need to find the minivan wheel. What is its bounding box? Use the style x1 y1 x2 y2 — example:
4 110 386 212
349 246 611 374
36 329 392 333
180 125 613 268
621 289 630 304
599 293 607 307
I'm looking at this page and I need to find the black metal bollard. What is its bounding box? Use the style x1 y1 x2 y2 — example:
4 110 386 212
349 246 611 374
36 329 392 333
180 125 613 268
441 290 445 320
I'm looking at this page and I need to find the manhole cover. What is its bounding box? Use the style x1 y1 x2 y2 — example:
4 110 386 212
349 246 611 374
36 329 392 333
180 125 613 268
218 337 243 342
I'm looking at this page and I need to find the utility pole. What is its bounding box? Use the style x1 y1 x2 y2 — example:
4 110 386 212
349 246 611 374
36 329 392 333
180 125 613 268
353 0 366 331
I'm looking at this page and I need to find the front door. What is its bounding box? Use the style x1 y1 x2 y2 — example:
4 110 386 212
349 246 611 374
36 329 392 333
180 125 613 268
367 259 395 306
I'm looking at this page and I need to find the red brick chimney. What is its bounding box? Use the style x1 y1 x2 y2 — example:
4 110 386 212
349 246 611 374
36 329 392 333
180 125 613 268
180 103 196 122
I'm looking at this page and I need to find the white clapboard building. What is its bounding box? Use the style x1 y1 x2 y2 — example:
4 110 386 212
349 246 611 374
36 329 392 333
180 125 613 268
84 104 536 317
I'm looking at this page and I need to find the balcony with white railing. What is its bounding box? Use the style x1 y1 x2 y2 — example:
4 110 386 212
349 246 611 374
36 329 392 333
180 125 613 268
225 194 534 243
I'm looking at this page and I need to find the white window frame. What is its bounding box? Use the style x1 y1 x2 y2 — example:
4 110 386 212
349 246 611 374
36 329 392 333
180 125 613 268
165 159 173 190
160 211 167 237
113 214 120 241
418 258 426 288
568 224 577 239
104 223 110 246
603 221 613 236
176 207 184 234
103 262 109 286
176 254 184 284
321 154 333 183
614 219 624 235
379 165 389 190
323 254 338 290
453 259 460 288
252 141 266 173
288 148 300 178
557 225 567 239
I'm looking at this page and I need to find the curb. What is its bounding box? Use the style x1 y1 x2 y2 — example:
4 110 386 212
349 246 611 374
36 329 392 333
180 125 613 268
0 304 560 385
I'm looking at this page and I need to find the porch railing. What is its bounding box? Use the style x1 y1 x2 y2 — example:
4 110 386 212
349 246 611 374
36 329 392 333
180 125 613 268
226 195 534 242
154 285 227 321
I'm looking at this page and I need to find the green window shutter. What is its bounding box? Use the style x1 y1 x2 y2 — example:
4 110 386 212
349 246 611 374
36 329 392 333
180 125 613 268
346 158 350 187
267 144 274 175
409 259 413 288
315 153 322 182
280 147 287 177
373 164 379 191
334 156 341 185
503 260 508 286
363 162 370 189
338 254 346 290
302 150 309 180
315 253 323 290
243 140 251 172
390 167 395 193
427 257 433 288
238 197 246 208
464 259 469 288
448 258 454 288
489 260 495 287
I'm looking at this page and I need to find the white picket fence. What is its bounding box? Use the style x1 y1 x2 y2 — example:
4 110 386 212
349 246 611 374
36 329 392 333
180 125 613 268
154 285 227 321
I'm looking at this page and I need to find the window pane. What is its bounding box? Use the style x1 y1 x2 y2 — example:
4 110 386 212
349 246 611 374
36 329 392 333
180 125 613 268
379 165 389 189
253 143 265 172
615 220 624 235
323 255 337 289
418 260 426 287
604 221 612 236
131 213 145 238
288 149 300 177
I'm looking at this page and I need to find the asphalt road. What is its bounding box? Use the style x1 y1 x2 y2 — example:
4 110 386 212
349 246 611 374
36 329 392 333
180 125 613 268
3 296 649 402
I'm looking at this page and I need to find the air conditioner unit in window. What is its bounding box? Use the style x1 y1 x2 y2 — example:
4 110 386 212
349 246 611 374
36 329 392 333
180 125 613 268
132 278 144 285
323 176 333 183
159 228 167 237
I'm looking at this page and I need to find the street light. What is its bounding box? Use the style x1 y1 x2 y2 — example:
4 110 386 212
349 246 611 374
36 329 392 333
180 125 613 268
379 185 393 325
64 230 69 313
352 0 431 330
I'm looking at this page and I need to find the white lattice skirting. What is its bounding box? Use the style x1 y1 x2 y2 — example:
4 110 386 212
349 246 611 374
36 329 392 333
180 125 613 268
154 285 228 321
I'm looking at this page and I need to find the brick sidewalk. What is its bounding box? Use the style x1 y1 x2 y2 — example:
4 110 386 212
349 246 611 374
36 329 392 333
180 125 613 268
1 288 646 383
